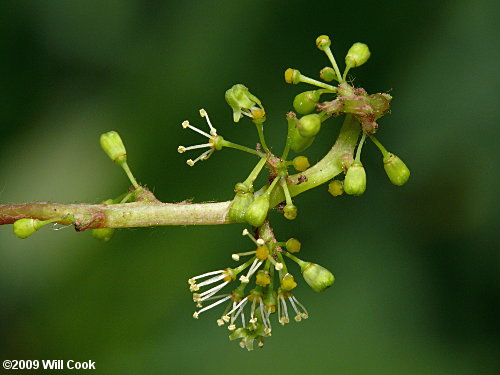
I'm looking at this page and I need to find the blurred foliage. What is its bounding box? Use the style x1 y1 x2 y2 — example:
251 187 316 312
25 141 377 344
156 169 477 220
0 0 498 374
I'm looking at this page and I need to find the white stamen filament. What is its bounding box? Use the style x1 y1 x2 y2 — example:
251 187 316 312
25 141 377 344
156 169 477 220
260 305 267 328
199 293 230 303
198 281 229 301
199 108 217 136
250 299 257 321
196 273 226 288
181 120 213 139
245 259 263 280
288 296 302 321
228 297 249 324
232 250 257 261
279 295 289 325
186 149 213 166
190 270 224 281
195 295 232 316
182 143 213 152
242 230 260 246
291 295 309 318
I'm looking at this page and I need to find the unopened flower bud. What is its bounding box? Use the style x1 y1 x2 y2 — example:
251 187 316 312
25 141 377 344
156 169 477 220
315 35 331 50
13 218 44 239
344 161 366 196
281 273 298 291
283 204 297 220
383 153 410 186
92 227 115 242
225 84 264 123
229 191 255 223
320 66 337 82
100 131 127 164
328 180 344 196
345 42 371 68
287 115 316 153
293 156 310 172
244 195 269 227
284 68 301 85
301 262 335 292
297 114 322 138
293 90 321 115
286 238 301 253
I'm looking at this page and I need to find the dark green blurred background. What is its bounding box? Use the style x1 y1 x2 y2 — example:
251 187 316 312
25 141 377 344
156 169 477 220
1 0 498 374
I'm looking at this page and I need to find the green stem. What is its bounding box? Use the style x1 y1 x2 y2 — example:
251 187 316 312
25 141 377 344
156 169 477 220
283 251 307 268
221 140 265 157
264 175 280 197
299 75 337 91
243 157 267 187
355 132 367 161
276 252 288 274
121 162 139 189
281 116 296 160
323 46 343 84
268 114 360 206
0 116 360 230
279 178 293 206
369 135 389 158
342 65 351 81
254 121 270 153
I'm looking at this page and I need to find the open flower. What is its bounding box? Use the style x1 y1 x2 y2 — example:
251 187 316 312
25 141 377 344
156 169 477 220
187 229 314 350
277 289 309 324
177 109 225 166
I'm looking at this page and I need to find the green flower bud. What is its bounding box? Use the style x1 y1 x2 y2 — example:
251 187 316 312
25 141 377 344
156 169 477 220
315 35 331 50
283 204 297 220
383 153 410 186
293 90 321 115
345 42 371 68
13 218 44 239
92 227 115 242
290 126 315 153
287 115 316 153
293 156 310 172
328 180 344 196
244 195 269 227
286 238 301 253
284 68 301 85
100 131 127 164
320 66 337 82
344 161 366 196
225 84 264 123
301 262 335 292
228 191 255 223
297 114 322 138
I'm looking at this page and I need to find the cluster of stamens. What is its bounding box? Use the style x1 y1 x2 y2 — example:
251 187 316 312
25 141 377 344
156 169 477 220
187 229 309 350
178 109 220 166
